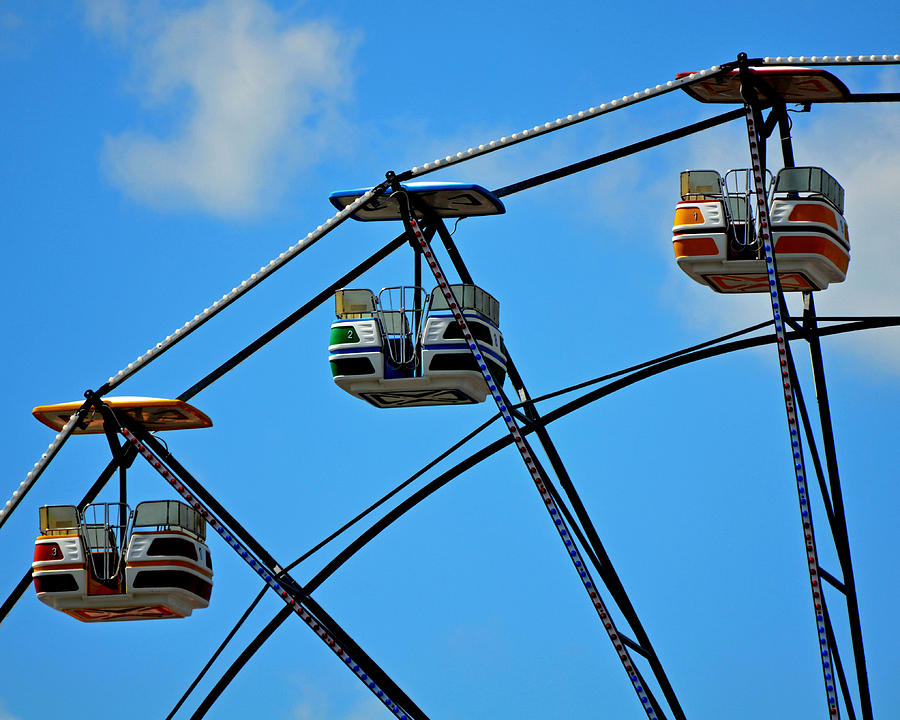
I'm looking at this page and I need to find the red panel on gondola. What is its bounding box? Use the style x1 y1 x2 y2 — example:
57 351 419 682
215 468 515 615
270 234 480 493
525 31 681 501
678 67 850 103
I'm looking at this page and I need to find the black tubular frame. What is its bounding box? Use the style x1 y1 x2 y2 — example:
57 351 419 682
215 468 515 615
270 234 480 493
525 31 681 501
737 58 874 719
801 293 873 719
189 315 899 717
430 219 685 719
492 108 748 198
4 52 898 720
395 184 671 718
178 231 418 402
116 411 430 720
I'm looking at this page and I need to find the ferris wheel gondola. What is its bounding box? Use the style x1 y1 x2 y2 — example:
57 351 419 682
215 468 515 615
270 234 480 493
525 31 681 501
673 166 850 292
29 397 214 622
33 500 212 622
327 181 508 408
329 284 506 407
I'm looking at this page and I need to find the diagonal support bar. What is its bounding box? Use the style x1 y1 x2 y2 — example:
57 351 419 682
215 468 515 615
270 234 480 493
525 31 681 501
179 232 412 402
392 184 667 720
119 424 428 720
428 222 685 719
802 294 873 719
493 108 746 199
739 58 840 719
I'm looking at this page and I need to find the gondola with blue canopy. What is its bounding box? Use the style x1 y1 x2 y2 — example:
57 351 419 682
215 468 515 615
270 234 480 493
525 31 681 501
330 284 506 408
327 181 507 407
329 181 505 221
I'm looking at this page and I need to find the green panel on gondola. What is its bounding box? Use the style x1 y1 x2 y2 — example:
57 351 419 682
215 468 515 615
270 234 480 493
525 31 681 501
330 326 360 345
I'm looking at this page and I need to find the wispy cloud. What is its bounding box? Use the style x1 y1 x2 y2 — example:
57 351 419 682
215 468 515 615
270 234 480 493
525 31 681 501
0 10 25 54
0 700 23 720
83 0 130 42
85 0 355 216
0 11 23 32
797 103 900 368
288 674 381 720
293 700 380 720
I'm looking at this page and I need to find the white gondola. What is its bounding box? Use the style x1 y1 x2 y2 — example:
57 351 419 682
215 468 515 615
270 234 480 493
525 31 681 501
672 166 849 293
33 500 212 622
329 284 507 408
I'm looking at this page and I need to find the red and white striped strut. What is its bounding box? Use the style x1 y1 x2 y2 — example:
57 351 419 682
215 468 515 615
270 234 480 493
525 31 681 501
403 212 661 719
120 427 415 720
742 100 840 719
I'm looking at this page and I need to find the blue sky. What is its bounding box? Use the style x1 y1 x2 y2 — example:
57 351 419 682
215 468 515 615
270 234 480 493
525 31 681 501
1 1 899 718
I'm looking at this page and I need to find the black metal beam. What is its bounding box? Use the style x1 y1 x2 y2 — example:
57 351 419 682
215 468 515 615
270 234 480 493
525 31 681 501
122 417 430 720
191 315 900 720
817 566 848 595
189 604 294 719
433 230 685 720
821 598 858 720
432 216 475 285
786 367 837 528
621 634 652 659
817 93 900 103
777 107 796 168
802 294 873 720
414 243 422 346
493 108 747 198
178 232 412 402
308 318 900 604
100 411 129 530
167 587 269 719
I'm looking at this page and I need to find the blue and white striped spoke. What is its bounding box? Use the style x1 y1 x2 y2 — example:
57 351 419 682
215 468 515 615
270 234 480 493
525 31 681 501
405 215 660 719
120 428 412 720
743 105 839 720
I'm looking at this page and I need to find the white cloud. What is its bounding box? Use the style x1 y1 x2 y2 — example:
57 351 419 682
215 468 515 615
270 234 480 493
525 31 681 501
668 100 900 374
0 10 25 53
83 0 130 42
797 103 900 368
0 700 22 720
1 11 23 31
87 0 354 216
293 700 380 720
289 675 381 720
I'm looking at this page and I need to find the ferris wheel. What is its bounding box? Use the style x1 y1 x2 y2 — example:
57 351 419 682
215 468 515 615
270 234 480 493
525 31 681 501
3 53 900 719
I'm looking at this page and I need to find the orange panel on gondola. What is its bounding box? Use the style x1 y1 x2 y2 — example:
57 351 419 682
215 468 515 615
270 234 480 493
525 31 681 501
677 67 850 103
32 397 212 434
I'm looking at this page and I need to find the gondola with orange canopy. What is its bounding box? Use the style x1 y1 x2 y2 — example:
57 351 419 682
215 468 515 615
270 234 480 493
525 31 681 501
30 397 214 622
